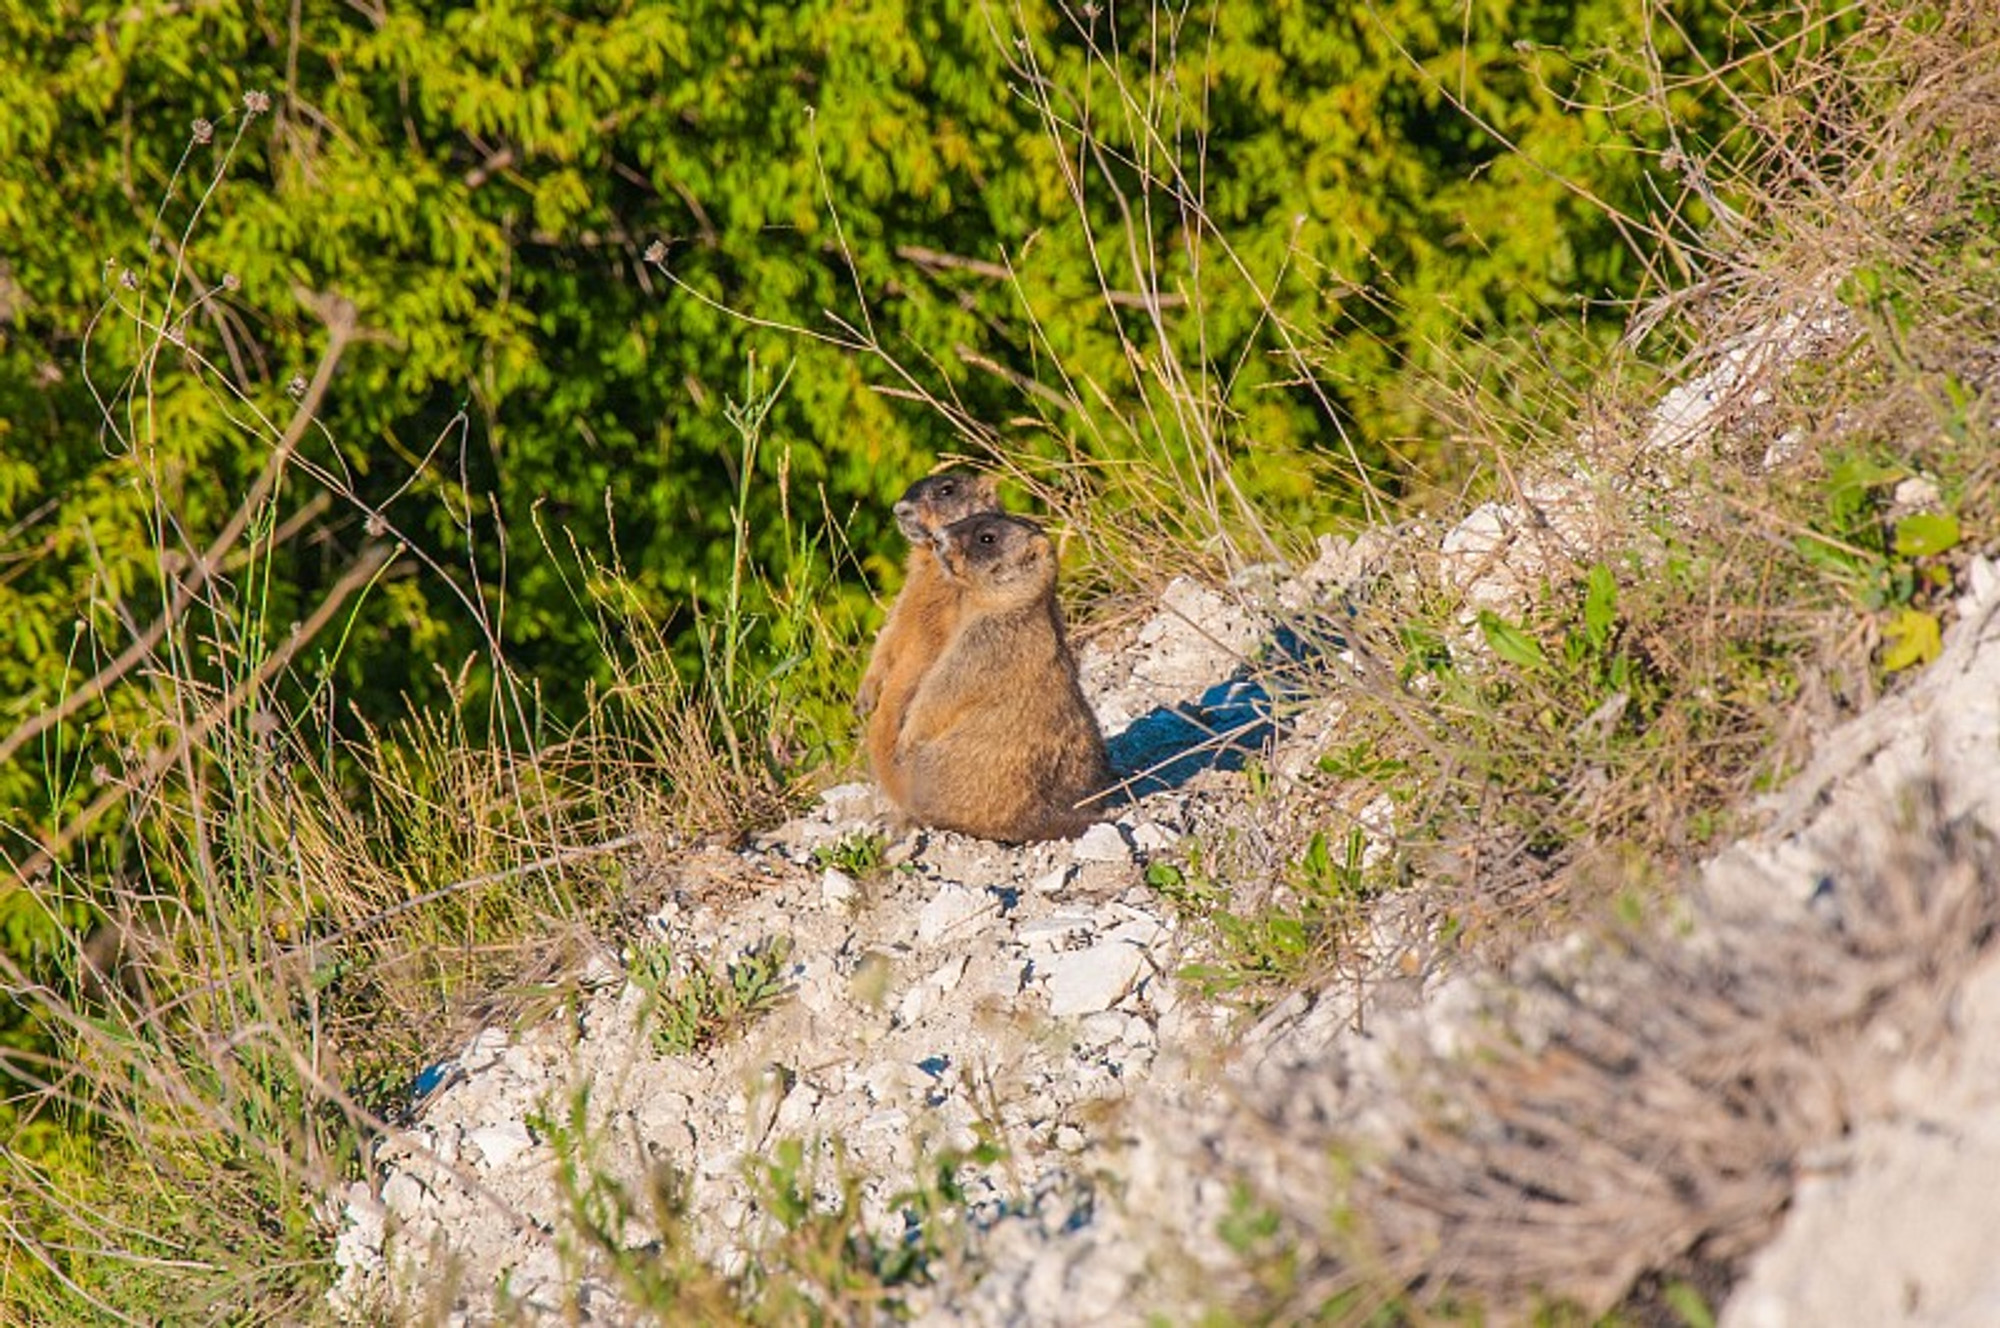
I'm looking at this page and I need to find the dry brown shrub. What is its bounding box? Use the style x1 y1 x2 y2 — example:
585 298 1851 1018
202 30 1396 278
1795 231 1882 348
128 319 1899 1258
1353 782 1995 1316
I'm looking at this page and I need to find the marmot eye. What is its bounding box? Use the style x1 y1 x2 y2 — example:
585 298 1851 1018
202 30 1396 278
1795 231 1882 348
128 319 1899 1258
979 532 995 545
938 482 956 495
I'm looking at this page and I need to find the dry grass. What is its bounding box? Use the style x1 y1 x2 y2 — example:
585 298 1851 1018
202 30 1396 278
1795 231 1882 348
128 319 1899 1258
1302 780 1998 1322
0 210 822 1318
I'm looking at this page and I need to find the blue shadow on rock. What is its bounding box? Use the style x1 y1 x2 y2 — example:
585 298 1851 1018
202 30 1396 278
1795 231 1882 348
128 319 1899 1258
1101 599 1358 801
1106 677 1276 799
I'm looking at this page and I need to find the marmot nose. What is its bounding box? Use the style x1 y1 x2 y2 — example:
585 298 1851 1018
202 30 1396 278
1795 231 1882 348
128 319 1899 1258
893 500 915 521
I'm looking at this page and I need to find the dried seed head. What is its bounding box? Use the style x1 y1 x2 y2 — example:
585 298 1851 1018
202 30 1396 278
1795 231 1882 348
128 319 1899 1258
192 117 214 145
287 374 308 398
119 269 139 290
643 240 667 265
221 272 241 291
244 89 271 115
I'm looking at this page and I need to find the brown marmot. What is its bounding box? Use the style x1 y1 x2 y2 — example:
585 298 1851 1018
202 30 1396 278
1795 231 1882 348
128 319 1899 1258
857 471 1002 804
891 512 1113 843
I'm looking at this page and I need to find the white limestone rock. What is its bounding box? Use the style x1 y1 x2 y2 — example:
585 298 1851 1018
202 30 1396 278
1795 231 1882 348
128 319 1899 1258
1043 941 1148 1018
917 881 996 946
1071 822 1132 865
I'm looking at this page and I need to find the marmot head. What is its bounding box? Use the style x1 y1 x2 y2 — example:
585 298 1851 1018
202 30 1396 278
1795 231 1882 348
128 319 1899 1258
893 471 1001 544
935 512 1055 606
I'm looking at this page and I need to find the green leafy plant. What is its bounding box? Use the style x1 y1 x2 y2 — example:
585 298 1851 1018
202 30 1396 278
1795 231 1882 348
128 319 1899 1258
633 937 796 1057
744 1129 1002 1319
811 831 889 880
1794 452 1963 671
1146 833 1376 1000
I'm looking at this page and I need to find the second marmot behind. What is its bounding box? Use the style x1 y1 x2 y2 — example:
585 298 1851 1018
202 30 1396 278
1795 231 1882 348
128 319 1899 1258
891 512 1112 842
856 471 1002 804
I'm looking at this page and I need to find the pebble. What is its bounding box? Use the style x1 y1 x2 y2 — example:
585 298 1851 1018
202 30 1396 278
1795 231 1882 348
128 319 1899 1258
500 1040 549 1083
772 1082 822 1136
1076 1011 1129 1049
1043 941 1147 1017
1033 864 1074 894
821 867 857 906
979 957 1031 1000
866 1060 913 1103
698 1148 742 1180
1016 914 1096 948
925 955 968 995
1102 917 1167 951
1071 823 1131 864
381 1171 428 1219
917 882 994 945
329 1183 386 1280
461 1027 511 1073
465 1121 535 1169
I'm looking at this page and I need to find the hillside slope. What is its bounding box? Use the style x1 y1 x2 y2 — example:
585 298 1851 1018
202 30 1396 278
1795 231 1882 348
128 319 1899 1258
329 341 2000 1321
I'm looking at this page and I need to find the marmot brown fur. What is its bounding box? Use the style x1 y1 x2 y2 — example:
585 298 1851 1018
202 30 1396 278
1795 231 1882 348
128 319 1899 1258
857 471 1002 804
891 512 1112 843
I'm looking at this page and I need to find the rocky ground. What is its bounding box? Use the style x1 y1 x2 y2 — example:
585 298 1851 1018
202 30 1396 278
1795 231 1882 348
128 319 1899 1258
327 561 1330 1323
327 333 2000 1323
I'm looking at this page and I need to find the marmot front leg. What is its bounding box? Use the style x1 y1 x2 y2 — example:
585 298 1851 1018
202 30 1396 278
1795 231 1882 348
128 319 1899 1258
855 638 892 717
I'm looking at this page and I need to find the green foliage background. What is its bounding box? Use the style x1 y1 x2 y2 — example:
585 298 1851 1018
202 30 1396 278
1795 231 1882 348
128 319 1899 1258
0 0 1781 1242
0 0 1745 741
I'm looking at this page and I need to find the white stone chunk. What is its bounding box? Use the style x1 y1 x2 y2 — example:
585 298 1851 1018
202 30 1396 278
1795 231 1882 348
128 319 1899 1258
1016 914 1096 949
1033 864 1074 894
1076 1011 1128 1048
1102 917 1167 951
1071 823 1131 864
820 867 857 906
329 1183 386 1295
465 1120 535 1169
461 1026 510 1072
861 1108 910 1133
1043 941 1147 1017
917 882 993 945
380 1171 428 1219
926 955 968 996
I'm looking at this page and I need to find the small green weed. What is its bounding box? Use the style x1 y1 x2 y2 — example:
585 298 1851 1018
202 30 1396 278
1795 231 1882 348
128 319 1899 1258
1316 740 1410 784
1659 1280 1719 1328
1794 450 1963 672
633 936 795 1056
536 1090 743 1318
745 1130 1001 1318
1146 833 1374 1001
811 831 888 879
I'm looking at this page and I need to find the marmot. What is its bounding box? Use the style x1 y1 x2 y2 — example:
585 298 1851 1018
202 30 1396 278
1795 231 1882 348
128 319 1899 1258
857 471 1003 804
891 512 1113 843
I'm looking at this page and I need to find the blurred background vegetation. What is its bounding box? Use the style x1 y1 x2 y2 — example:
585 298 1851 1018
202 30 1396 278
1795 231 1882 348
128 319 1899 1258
0 0 1763 743
0 0 1868 1313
